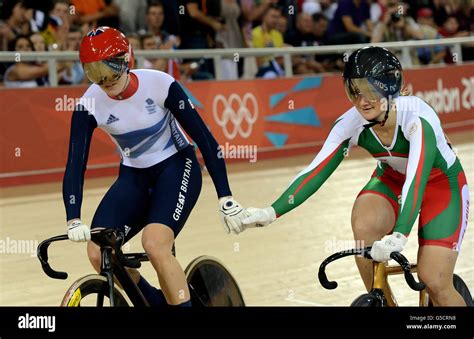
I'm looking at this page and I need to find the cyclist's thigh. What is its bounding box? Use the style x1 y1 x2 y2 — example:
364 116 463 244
417 245 458 288
352 168 402 236
418 169 469 251
146 146 202 237
91 164 150 239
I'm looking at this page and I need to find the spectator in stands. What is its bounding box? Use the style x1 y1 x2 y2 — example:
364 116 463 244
139 33 181 79
160 0 180 36
276 13 289 34
66 25 82 51
252 5 285 78
29 32 46 52
70 0 120 28
178 0 224 49
438 15 470 64
439 15 470 38
285 12 325 74
0 0 30 51
455 0 474 61
415 8 446 65
320 0 338 20
139 2 181 79
285 12 318 46
455 0 474 32
302 0 338 20
431 0 458 27
285 12 326 74
215 0 245 80
113 0 146 34
22 2 47 34
371 5 423 43
252 5 284 57
260 63 286 81
371 5 424 66
241 0 280 46
50 0 71 25
369 0 383 23
312 13 338 70
241 0 282 79
416 6 438 29
59 25 86 84
411 0 460 28
327 0 373 44
408 1 431 23
127 34 141 51
142 33 158 51
312 12 329 45
141 33 167 71
139 1 179 50
178 0 224 79
43 0 72 51
3 35 51 87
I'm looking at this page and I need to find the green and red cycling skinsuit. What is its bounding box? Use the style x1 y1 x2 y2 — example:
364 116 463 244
271 96 469 251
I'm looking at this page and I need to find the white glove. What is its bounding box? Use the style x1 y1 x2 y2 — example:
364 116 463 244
241 207 276 228
67 219 91 242
219 197 250 234
370 232 407 262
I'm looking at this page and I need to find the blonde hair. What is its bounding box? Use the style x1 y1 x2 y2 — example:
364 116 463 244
400 86 411 96
399 72 411 96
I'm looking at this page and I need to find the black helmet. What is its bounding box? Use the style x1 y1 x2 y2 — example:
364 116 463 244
343 46 403 126
343 46 403 103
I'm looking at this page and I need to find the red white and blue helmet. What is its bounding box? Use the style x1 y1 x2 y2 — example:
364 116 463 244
79 27 133 84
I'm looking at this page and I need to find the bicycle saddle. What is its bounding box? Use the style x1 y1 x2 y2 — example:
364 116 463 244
91 229 123 248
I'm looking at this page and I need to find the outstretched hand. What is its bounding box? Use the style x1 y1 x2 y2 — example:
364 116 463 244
219 197 251 234
241 207 276 229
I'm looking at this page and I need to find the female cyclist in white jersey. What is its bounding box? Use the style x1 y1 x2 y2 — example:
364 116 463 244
63 27 249 307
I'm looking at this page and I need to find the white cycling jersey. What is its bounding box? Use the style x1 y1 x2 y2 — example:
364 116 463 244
79 69 189 168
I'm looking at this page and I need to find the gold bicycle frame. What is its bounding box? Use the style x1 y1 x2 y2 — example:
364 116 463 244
372 262 428 306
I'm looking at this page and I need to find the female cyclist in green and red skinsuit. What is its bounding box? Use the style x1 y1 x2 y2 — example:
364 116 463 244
237 47 470 306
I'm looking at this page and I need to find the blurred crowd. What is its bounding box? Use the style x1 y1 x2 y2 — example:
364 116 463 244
0 0 473 87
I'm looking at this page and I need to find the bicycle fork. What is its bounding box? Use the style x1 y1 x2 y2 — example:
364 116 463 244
372 262 398 307
100 246 116 307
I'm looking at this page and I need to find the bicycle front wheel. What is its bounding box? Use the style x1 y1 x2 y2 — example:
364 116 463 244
350 293 383 307
60 274 130 307
453 274 473 306
185 256 245 306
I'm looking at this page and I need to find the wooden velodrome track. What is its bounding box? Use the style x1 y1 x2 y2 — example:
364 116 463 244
0 132 472 306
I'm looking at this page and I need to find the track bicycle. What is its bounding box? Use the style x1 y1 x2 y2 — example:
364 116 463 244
37 229 245 307
318 246 473 306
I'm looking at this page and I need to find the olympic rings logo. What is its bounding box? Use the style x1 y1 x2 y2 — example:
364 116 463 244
212 93 259 140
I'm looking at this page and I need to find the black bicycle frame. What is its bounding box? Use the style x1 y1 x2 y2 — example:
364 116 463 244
38 229 203 307
98 245 150 307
